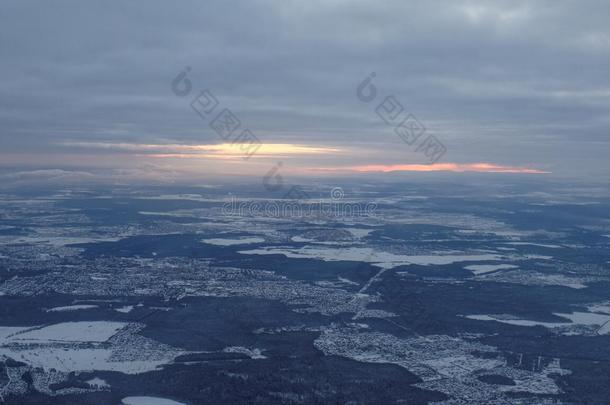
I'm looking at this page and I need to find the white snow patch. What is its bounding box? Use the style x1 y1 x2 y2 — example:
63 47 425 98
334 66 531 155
0 346 179 374
86 377 109 388
345 228 374 238
114 305 134 313
122 396 186 405
506 242 563 249
588 302 610 314
0 322 184 374
338 276 359 286
465 312 610 334
522 254 553 260
46 305 98 312
239 246 503 269
223 346 267 359
538 275 587 289
202 237 265 246
10 236 121 247
0 326 32 341
6 321 127 343
464 264 518 275
598 323 610 335
291 236 312 242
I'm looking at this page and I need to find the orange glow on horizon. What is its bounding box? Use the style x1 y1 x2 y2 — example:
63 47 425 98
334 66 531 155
325 163 550 174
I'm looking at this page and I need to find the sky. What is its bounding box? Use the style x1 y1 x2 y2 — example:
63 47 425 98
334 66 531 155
1 0 609 187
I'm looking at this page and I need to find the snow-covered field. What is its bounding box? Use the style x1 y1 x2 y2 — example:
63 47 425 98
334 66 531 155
464 264 518 275
465 311 610 334
46 304 99 312
0 322 184 374
240 246 504 269
223 346 267 359
202 237 265 246
6 321 126 343
115 305 134 313
122 396 186 405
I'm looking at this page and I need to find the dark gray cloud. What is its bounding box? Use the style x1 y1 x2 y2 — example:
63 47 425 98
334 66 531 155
1 0 609 179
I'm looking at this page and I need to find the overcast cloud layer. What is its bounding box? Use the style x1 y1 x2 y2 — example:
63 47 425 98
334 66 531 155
1 0 609 182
